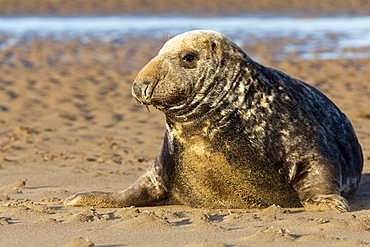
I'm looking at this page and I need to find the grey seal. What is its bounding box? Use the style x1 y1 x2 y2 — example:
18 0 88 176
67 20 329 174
65 30 363 212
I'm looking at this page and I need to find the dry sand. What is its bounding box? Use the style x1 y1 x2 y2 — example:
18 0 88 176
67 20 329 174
1 14 370 247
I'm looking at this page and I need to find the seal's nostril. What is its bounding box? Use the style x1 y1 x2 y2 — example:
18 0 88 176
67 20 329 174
132 84 142 98
132 81 152 101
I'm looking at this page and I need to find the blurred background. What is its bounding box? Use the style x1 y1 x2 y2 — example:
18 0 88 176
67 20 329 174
1 0 370 16
1 0 370 61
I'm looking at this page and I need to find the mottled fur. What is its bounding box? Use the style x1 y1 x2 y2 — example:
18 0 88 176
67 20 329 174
65 30 363 212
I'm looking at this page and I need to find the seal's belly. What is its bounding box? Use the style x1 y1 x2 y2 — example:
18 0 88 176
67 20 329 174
174 144 251 208
171 136 300 209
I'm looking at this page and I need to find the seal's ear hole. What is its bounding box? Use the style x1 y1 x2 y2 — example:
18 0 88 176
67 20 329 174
211 42 216 51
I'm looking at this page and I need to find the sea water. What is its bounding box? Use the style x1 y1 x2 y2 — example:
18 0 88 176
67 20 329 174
0 16 369 59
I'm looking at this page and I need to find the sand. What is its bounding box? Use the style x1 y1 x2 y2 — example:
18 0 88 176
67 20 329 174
1 4 370 246
1 0 370 17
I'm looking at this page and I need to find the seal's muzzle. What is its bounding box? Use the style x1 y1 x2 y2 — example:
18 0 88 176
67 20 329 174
132 80 151 104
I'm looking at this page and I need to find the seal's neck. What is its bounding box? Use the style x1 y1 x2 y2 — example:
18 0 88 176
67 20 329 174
164 59 278 135
166 58 252 118
165 58 283 141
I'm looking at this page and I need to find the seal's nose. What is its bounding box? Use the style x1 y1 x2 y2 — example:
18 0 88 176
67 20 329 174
132 80 151 103
132 55 162 105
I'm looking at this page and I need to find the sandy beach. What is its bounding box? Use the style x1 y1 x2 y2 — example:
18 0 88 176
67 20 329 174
1 1 370 246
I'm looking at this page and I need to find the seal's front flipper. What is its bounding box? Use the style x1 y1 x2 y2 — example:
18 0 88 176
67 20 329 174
64 154 169 207
293 158 351 212
64 191 130 207
301 194 349 212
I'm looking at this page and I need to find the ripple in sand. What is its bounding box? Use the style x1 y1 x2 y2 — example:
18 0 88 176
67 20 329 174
242 226 298 242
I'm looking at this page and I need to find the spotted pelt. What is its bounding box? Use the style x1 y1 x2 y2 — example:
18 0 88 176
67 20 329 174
65 30 363 212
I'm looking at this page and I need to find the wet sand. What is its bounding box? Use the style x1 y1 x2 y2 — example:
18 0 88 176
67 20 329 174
1 0 370 17
0 33 369 246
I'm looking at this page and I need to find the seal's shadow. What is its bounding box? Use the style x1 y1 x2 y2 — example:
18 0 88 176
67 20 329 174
350 173 370 210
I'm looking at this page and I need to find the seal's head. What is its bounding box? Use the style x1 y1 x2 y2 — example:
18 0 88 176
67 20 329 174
132 30 248 113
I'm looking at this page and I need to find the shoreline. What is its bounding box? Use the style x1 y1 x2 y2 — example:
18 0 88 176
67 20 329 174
1 0 370 17
1 16 370 61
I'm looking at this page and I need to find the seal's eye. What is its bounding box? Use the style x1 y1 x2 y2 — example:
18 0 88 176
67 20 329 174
182 53 195 62
180 52 197 69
